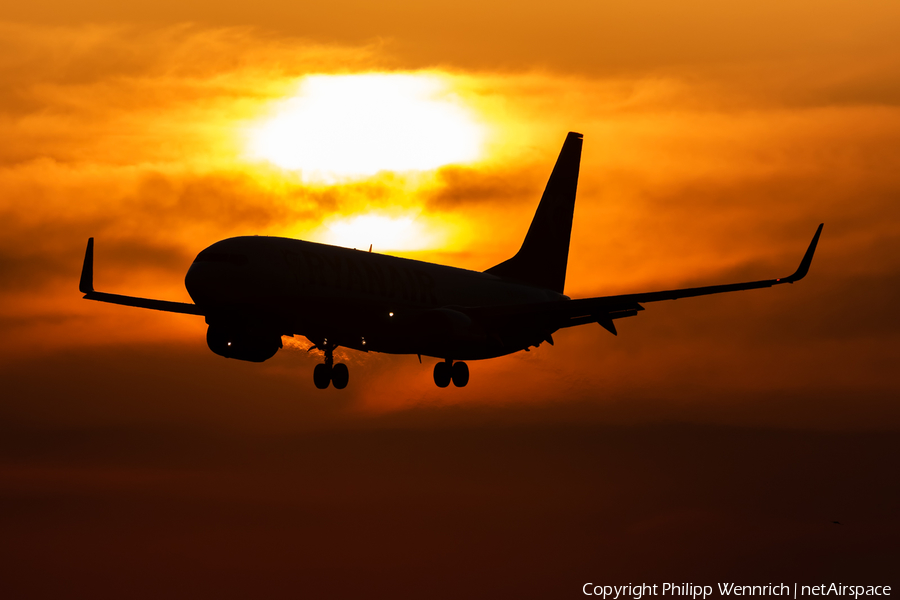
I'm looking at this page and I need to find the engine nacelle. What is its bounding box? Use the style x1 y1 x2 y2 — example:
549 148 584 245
206 325 282 362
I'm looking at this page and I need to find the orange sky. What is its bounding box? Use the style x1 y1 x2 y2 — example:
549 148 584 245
1 2 898 594
1 14 898 429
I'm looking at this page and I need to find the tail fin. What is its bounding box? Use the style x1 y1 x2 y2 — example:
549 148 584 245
485 131 583 293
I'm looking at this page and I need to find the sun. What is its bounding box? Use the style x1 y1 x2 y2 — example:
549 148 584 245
246 73 484 180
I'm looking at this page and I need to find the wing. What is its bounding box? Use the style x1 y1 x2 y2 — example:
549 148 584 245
469 224 823 336
79 238 206 316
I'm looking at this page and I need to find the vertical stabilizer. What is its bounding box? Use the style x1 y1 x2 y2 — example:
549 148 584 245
485 131 583 293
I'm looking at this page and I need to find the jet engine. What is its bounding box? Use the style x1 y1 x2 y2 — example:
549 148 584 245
206 325 282 362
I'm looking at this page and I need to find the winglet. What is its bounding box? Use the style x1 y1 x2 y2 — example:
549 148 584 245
79 237 94 293
782 224 823 283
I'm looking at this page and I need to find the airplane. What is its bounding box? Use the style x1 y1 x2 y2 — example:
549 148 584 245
79 132 823 389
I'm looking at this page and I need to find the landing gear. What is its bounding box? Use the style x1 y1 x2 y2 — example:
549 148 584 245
313 363 331 389
331 363 349 389
433 359 468 388
433 361 451 388
312 343 349 390
451 361 469 387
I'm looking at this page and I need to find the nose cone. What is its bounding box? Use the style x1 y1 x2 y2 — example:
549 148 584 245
184 242 259 305
184 260 213 305
186 258 245 305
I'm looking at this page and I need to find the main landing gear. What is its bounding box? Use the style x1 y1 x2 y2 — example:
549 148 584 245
433 359 469 388
312 343 349 390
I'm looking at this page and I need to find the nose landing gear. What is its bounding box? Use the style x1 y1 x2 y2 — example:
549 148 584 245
433 359 469 388
312 342 350 390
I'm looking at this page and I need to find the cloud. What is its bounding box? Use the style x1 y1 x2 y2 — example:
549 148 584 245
423 164 545 210
0 11 898 592
0 22 898 431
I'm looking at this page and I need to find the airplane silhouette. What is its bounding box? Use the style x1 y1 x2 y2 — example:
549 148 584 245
79 132 823 389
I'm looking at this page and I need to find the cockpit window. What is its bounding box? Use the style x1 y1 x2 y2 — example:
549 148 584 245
195 249 249 265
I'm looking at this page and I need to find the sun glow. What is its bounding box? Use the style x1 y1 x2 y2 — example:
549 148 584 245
316 213 445 252
247 74 484 180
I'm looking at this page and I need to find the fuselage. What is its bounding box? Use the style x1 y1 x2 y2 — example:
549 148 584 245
184 236 567 360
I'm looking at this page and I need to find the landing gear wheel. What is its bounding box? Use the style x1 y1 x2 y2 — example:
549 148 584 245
313 363 331 389
451 361 469 387
331 363 349 389
433 361 451 388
